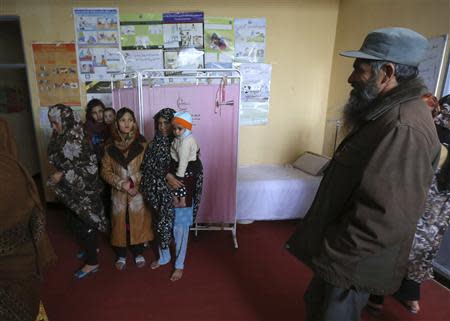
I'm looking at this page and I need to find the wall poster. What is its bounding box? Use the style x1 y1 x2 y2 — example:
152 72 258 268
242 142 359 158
32 43 81 107
418 34 448 95
85 81 113 107
74 8 122 81
234 18 266 63
204 17 234 68
162 12 204 49
120 13 164 50
236 63 272 125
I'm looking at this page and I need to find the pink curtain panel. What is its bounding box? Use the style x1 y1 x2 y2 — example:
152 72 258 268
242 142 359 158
113 84 239 223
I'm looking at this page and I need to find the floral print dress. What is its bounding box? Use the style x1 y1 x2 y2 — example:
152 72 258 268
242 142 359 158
47 104 108 232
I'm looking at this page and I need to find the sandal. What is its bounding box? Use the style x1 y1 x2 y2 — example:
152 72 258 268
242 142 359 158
392 293 420 314
135 255 146 268
398 299 420 314
115 257 126 271
74 265 99 279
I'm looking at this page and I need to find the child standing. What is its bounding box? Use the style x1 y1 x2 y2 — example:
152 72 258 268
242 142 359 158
170 111 199 208
101 107 153 270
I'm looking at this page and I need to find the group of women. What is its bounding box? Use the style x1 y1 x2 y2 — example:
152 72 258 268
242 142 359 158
46 101 202 282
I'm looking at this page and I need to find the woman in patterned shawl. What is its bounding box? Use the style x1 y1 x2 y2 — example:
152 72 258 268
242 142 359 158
47 104 107 279
0 120 55 321
368 95 450 315
140 107 203 281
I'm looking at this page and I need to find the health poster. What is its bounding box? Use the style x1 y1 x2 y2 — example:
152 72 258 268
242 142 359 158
123 49 164 71
120 13 163 49
85 81 113 107
162 12 204 49
236 63 272 125
74 8 122 81
234 18 266 63
32 43 81 107
418 34 448 95
163 48 204 74
204 17 234 68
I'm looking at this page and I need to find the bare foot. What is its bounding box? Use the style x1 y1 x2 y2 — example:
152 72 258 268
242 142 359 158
170 269 183 281
150 261 160 270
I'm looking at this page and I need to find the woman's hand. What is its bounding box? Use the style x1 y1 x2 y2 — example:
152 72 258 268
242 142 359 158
50 171 64 184
128 187 138 196
121 181 131 192
166 173 184 190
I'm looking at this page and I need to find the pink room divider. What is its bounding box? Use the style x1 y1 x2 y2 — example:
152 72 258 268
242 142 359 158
113 83 240 224
111 86 141 125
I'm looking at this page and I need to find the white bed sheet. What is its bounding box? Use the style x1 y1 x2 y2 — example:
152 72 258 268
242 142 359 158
237 164 322 221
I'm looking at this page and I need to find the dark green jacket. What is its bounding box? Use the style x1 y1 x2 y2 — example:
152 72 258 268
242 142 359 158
286 78 440 295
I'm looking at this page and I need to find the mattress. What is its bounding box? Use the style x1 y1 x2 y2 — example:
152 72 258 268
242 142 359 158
237 164 322 221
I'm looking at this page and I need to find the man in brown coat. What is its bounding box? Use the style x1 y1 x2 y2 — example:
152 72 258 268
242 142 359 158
287 27 441 321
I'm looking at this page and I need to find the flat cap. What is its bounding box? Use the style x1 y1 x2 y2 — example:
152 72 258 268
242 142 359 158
340 27 428 67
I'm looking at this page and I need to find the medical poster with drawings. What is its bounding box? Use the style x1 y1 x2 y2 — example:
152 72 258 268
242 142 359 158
162 12 204 49
234 18 266 63
123 49 164 71
120 13 164 50
85 81 113 107
31 43 81 107
236 63 272 125
418 34 448 95
163 48 204 76
74 8 122 81
204 17 234 68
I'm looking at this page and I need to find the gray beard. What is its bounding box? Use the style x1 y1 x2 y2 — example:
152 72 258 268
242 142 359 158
343 76 381 130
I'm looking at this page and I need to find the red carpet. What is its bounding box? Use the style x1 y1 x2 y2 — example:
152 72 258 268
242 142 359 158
42 206 450 320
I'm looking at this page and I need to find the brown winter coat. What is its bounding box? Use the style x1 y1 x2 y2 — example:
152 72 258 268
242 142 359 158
101 136 153 247
287 78 441 295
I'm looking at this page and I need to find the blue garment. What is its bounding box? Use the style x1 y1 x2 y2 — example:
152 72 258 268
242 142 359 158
174 206 193 227
158 206 193 269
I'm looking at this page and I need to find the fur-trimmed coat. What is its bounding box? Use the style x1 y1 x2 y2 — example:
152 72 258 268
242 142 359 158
101 137 153 247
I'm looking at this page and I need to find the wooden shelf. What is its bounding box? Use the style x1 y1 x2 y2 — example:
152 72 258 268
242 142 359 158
0 63 26 69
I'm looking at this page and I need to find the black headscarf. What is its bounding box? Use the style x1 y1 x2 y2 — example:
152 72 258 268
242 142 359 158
140 108 176 249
